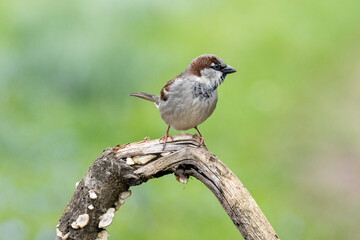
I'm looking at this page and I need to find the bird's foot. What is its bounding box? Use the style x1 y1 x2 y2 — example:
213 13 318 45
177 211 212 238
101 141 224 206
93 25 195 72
194 126 207 148
199 136 207 148
159 134 174 142
160 134 174 150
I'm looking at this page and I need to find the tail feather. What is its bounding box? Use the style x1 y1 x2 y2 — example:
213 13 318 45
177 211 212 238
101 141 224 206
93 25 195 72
130 92 160 107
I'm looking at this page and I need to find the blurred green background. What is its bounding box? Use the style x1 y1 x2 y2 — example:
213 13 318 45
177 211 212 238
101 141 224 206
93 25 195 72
1 0 360 239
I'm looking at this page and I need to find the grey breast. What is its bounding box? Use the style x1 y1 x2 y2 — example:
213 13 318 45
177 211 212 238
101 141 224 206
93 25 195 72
159 80 218 131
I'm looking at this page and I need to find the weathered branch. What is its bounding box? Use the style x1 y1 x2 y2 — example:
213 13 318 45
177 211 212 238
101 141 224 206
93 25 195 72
57 133 279 240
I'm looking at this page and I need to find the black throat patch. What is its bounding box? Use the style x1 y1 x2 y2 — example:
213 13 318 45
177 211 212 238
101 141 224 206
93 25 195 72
192 83 216 100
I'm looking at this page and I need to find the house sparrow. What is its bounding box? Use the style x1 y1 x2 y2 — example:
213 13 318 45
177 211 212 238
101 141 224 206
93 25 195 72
131 54 236 148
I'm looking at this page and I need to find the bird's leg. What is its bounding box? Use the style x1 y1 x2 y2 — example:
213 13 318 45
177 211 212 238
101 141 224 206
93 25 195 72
194 126 206 147
160 126 173 150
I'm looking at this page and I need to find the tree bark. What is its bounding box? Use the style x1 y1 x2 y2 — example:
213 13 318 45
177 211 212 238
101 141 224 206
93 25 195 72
56 133 279 240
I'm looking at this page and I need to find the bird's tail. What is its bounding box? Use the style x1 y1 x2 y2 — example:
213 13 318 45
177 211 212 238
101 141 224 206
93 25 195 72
130 92 160 107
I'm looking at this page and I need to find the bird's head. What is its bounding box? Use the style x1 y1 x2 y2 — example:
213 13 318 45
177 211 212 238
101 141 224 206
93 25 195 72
185 54 236 88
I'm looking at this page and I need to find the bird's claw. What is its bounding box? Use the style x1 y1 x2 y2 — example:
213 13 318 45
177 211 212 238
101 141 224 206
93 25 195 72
199 136 207 148
160 134 173 150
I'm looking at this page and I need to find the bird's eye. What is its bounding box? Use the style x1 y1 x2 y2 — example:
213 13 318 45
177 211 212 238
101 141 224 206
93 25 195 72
213 63 221 70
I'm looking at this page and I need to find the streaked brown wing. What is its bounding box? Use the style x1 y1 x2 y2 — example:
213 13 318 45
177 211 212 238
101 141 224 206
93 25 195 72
160 77 177 101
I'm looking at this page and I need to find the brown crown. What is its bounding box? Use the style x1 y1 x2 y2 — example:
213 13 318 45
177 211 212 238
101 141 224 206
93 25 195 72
188 54 225 77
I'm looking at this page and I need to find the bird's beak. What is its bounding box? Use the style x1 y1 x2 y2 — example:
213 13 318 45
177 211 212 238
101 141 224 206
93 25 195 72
221 65 237 74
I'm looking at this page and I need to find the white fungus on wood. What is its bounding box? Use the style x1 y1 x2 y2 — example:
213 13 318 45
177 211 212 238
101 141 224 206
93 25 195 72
126 157 135 165
56 228 70 239
71 222 79 229
75 182 79 187
114 191 129 211
114 190 131 211
120 190 131 199
62 232 70 240
88 204 94 210
160 152 172 157
56 228 61 237
132 154 156 164
176 175 189 184
115 198 125 211
71 214 90 229
96 230 109 240
98 208 115 228
89 190 97 199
